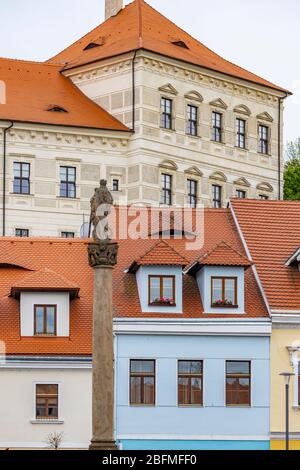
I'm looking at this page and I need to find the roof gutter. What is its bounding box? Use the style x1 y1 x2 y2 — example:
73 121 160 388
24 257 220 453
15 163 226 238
229 201 272 318
131 50 138 132
2 121 13 237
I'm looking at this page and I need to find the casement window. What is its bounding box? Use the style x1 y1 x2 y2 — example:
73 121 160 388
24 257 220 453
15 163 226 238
13 162 30 195
149 275 176 306
259 194 269 200
187 105 198 136
211 277 238 308
258 125 269 154
161 97 173 130
226 361 251 406
60 166 76 198
187 179 198 208
236 118 246 149
36 384 59 420
130 360 155 406
161 173 172 205
112 179 119 192
212 111 222 142
178 361 203 406
15 228 29 237
236 189 246 199
212 184 222 208
61 231 75 238
34 305 57 336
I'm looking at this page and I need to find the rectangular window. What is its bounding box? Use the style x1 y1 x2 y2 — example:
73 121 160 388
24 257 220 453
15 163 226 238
112 179 119 192
259 125 269 154
236 118 246 149
236 190 246 199
212 184 222 208
259 194 269 200
13 162 30 195
34 305 57 336
178 361 203 406
212 112 222 142
187 105 198 136
161 98 173 130
130 360 155 405
61 232 75 238
60 166 76 198
149 275 175 306
36 384 58 420
187 179 198 208
226 361 251 406
161 173 172 205
211 277 238 307
15 228 29 237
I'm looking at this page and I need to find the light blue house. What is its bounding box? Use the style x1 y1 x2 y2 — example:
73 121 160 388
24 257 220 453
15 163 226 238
112 230 272 450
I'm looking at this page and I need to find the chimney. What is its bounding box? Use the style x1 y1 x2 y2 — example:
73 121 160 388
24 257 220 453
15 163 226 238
105 0 123 20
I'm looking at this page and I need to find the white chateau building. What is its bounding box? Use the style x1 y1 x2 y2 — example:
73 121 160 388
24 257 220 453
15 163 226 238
0 0 290 237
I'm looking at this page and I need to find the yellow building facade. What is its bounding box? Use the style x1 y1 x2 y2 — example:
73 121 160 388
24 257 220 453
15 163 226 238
271 322 300 450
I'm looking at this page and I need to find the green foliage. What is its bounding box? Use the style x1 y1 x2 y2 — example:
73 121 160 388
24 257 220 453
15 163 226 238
284 139 300 201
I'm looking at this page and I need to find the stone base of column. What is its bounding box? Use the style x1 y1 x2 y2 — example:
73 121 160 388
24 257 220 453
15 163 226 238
89 440 118 451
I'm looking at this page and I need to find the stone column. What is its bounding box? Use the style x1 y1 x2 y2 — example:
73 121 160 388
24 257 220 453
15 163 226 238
88 240 119 451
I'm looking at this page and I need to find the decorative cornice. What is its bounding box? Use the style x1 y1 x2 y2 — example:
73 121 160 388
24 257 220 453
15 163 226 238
209 98 228 110
233 104 251 116
158 83 178 96
256 111 274 123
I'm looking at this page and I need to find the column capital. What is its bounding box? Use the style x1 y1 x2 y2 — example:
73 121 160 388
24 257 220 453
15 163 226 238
88 240 119 268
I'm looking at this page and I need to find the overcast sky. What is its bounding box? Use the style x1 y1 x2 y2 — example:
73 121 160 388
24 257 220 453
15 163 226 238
0 0 299 144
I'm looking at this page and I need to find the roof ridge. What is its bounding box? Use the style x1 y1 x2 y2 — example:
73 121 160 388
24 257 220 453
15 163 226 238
199 240 250 263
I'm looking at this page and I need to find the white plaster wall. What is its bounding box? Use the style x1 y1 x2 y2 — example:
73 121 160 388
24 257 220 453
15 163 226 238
20 292 70 337
196 266 245 314
0 368 91 449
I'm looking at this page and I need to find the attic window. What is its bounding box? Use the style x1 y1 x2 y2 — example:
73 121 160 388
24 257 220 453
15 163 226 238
171 40 189 49
47 106 68 113
83 42 101 51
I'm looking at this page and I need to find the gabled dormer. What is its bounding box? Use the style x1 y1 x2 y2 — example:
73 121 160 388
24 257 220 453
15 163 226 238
10 268 79 337
128 240 188 314
286 247 300 272
185 242 252 314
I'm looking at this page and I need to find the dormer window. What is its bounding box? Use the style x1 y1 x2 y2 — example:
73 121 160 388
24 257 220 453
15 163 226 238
149 275 175 306
211 277 238 308
34 305 57 336
171 40 189 49
47 106 68 113
83 42 101 51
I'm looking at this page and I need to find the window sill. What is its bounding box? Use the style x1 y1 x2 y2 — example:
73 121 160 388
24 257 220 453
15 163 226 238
149 303 177 308
234 146 248 152
226 405 251 408
130 404 156 408
160 127 175 133
292 406 300 410
211 305 239 309
11 192 34 197
186 133 200 139
31 419 64 425
34 335 57 338
178 405 203 408
211 140 225 145
57 196 79 201
257 152 271 157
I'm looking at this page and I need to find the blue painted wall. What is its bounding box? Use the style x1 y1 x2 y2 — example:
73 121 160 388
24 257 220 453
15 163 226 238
115 334 270 449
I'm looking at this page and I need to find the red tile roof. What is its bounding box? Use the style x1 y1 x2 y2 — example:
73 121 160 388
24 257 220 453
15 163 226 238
197 241 252 267
231 199 300 311
48 0 288 93
129 240 189 272
0 58 129 131
0 208 268 356
11 268 80 299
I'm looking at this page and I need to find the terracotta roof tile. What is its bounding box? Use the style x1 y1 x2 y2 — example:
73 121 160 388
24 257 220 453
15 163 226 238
197 241 252 267
48 0 289 93
232 199 300 311
0 58 129 131
129 240 189 271
11 268 80 299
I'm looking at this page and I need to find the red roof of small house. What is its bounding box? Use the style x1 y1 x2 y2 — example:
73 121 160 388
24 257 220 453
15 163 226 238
128 240 189 272
0 58 129 131
231 199 300 311
10 268 80 299
0 208 268 356
189 241 252 271
48 0 289 94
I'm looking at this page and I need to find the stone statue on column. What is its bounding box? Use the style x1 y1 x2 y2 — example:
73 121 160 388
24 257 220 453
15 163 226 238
88 180 119 451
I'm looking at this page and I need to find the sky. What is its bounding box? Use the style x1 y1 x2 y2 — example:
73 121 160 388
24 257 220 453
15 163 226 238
0 0 299 144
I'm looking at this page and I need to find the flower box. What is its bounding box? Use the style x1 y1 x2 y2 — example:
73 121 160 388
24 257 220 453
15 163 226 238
149 298 176 307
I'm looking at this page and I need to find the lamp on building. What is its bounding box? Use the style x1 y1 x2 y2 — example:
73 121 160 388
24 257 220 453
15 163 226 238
280 372 295 451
